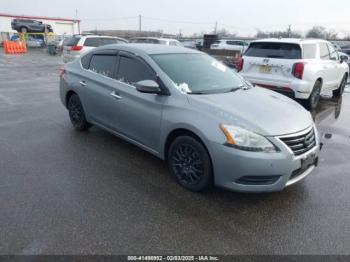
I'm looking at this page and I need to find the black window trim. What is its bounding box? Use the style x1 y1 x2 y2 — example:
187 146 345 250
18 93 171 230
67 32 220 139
115 51 170 96
85 50 119 79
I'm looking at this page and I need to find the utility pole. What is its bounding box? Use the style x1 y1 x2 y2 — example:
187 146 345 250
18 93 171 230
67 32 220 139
287 25 292 38
139 15 142 32
214 21 218 34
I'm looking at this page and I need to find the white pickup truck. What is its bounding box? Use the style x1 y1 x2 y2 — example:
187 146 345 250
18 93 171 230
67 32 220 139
238 38 349 109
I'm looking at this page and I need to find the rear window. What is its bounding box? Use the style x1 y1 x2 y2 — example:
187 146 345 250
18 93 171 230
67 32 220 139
245 42 302 59
65 36 81 46
302 44 317 59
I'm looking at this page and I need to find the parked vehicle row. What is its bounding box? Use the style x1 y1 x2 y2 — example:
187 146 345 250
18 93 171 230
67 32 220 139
62 35 184 63
62 35 128 63
60 44 321 194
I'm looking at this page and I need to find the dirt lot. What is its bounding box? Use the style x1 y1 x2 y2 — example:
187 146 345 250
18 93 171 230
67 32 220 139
0 49 350 255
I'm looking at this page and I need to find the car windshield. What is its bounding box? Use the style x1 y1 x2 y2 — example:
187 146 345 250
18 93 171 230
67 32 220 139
152 53 245 94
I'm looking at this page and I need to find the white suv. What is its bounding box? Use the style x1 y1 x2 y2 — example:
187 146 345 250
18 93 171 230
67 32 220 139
210 40 249 53
238 39 349 109
62 35 128 63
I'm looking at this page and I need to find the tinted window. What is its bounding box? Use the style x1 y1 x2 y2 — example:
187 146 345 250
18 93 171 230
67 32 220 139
84 38 100 47
319 43 330 60
152 54 244 94
245 42 302 59
116 57 155 85
327 44 338 60
169 41 178 46
130 38 160 44
66 36 81 46
302 44 317 59
100 38 121 46
81 53 92 69
89 55 116 78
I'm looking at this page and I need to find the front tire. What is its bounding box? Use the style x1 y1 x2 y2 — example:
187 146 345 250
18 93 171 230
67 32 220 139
167 136 213 192
67 94 90 131
305 81 321 110
333 74 347 97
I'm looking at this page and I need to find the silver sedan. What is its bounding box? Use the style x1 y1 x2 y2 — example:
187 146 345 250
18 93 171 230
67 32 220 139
59 44 320 193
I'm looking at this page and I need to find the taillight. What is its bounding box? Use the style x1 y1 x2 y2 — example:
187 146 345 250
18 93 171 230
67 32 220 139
70 45 83 51
237 58 244 72
59 66 65 78
293 62 305 79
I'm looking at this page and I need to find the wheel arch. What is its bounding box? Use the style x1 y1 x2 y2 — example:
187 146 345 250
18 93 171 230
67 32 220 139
164 128 211 161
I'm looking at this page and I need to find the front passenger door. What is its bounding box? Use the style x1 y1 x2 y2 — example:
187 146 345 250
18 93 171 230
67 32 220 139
110 53 166 152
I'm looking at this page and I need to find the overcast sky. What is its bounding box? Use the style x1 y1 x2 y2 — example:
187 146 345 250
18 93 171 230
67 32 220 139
2 0 350 36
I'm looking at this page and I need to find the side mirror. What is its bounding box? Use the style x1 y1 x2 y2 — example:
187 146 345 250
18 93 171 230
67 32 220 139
135 80 161 94
340 55 348 63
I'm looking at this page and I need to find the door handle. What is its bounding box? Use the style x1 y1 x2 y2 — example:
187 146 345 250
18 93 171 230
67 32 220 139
110 91 122 100
79 81 87 86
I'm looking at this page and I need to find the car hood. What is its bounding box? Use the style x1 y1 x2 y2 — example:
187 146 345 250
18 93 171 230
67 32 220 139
186 87 313 136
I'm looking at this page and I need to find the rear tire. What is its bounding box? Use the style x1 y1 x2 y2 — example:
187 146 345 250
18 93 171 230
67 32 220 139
333 74 347 97
67 94 90 131
167 136 213 192
305 81 321 110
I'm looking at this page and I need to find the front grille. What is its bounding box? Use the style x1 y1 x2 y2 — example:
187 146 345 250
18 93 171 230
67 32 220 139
279 127 316 156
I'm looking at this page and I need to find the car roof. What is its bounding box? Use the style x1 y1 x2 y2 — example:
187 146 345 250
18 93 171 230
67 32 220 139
251 38 329 44
95 43 201 55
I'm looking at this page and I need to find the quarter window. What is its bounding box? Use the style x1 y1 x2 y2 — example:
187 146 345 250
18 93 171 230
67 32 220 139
319 43 330 60
89 55 116 78
116 56 155 85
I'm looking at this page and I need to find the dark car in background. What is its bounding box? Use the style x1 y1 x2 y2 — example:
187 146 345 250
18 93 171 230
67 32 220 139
11 19 53 34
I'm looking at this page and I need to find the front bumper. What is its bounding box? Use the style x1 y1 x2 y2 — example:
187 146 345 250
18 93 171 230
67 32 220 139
209 128 320 193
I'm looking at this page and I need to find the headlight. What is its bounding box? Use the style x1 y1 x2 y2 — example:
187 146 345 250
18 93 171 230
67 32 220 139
219 124 277 152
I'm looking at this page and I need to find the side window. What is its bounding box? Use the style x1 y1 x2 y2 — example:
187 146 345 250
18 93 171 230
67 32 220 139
327 44 338 61
116 56 155 85
84 38 100 47
89 55 116 78
81 53 92 69
319 43 330 60
169 41 177 46
302 44 317 59
100 38 118 46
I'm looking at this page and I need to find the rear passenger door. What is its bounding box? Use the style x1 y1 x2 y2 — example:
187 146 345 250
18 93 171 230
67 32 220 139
78 50 120 129
110 52 165 152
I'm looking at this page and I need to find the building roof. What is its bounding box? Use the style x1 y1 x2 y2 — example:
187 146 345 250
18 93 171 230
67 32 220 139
0 13 80 23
